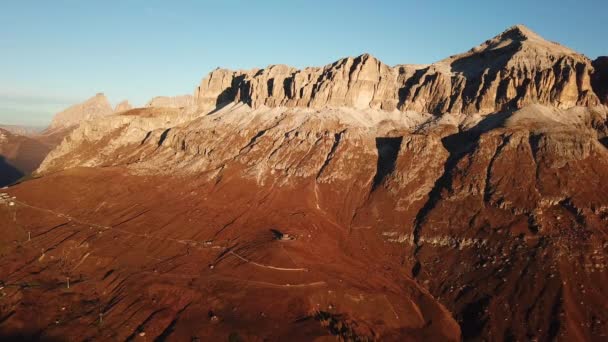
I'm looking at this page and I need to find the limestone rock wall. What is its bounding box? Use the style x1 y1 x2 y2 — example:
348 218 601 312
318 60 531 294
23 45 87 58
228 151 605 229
195 26 602 115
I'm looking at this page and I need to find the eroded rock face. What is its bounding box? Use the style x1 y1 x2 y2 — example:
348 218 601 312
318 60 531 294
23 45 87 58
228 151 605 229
49 93 114 130
195 25 601 115
38 106 197 173
195 54 405 112
38 105 421 176
146 95 195 108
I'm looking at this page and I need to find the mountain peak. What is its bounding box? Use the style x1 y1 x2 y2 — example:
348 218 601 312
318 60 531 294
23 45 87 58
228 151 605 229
49 93 114 130
357 53 377 60
191 22 601 115
483 24 578 57
496 24 564 50
444 24 583 75
502 24 540 40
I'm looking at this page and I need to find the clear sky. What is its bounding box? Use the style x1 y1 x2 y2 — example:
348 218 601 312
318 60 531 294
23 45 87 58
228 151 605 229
1 0 606 126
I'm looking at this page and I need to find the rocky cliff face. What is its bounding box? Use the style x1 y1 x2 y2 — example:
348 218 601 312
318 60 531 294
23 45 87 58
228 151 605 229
195 25 604 114
48 93 114 129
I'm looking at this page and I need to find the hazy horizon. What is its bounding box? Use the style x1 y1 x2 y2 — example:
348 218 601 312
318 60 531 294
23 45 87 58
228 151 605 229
2 0 607 127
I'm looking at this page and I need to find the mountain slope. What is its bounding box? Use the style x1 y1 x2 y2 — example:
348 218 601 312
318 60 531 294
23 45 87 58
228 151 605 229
6 103 608 340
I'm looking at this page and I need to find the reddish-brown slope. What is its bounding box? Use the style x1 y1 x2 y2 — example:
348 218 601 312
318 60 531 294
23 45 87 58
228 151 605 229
0 168 460 341
351 120 608 340
18 103 608 340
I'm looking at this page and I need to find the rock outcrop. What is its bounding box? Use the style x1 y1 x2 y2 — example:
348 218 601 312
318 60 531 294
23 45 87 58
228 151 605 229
195 25 601 114
114 100 133 112
146 95 195 108
48 93 114 130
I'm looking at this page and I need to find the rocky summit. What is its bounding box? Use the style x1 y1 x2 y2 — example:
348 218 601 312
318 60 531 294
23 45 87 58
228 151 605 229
1 25 608 341
48 93 114 130
195 25 604 114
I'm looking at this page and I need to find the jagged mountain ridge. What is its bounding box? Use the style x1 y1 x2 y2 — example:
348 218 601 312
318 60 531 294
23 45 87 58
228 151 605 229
195 25 604 115
39 24 604 177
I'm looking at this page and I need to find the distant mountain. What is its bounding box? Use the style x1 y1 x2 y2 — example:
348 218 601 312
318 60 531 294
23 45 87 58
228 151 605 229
48 92 114 130
0 128 50 186
0 93 120 185
0 124 45 136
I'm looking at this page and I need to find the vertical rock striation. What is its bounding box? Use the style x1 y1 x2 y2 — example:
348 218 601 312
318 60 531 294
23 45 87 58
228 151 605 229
195 25 602 114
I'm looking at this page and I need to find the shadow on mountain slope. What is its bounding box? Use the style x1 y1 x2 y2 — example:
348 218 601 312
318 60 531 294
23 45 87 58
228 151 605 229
0 156 24 187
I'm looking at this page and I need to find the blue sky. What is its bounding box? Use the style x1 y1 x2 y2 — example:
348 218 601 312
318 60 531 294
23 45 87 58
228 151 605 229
1 0 606 126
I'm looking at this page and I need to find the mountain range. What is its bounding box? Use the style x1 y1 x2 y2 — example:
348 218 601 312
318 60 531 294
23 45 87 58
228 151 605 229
1 25 607 341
